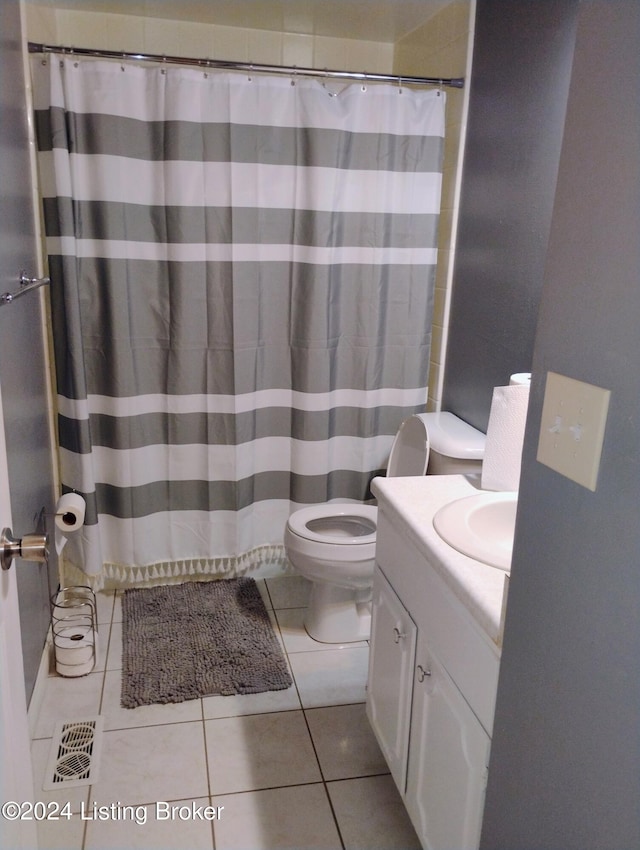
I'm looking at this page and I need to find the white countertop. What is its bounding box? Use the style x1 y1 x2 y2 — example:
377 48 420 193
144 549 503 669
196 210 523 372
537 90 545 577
371 474 509 647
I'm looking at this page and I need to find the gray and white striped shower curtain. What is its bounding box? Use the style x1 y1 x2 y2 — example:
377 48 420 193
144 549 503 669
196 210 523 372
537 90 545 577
32 55 445 588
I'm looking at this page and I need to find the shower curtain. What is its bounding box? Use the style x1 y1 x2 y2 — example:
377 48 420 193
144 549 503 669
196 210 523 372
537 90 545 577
32 55 445 589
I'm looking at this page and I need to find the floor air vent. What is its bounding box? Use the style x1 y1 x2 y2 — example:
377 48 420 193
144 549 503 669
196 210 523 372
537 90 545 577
43 716 104 790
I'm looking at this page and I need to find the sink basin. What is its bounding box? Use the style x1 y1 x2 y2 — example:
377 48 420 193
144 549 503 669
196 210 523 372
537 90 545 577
433 491 517 571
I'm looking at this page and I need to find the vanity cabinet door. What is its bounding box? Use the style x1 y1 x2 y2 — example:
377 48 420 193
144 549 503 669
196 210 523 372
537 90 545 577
406 644 491 850
366 567 417 793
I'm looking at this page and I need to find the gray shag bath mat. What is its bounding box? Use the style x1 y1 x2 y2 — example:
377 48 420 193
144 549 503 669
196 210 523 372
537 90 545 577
121 578 292 708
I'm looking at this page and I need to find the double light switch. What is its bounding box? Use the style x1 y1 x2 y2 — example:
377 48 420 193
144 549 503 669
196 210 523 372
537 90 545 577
536 371 611 491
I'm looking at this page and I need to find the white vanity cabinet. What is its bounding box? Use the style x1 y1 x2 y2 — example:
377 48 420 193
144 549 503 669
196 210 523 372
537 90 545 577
366 503 501 850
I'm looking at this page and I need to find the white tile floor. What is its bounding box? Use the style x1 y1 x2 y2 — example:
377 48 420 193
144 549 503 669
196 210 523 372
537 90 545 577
31 575 421 850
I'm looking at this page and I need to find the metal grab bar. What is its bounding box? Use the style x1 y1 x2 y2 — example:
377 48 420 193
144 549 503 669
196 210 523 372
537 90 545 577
1 272 51 305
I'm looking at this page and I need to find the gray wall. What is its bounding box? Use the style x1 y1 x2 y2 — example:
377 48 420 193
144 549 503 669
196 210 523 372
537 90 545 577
481 2 640 847
0 0 58 702
442 0 578 432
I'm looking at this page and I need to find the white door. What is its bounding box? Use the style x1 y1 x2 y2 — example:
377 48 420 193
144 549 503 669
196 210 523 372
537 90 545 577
0 379 37 849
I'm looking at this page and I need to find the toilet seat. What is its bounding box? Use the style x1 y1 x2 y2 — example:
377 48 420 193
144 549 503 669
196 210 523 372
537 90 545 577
286 504 377 545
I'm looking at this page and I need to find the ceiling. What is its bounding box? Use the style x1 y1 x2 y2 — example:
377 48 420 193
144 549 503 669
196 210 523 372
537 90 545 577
27 0 451 43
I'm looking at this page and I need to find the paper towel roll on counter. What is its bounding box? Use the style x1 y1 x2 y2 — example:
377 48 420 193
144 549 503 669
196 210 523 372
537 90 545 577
481 374 531 491
55 492 86 554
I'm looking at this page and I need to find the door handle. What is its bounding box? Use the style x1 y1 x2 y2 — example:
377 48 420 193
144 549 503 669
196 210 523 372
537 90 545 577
393 626 406 643
416 664 432 682
0 527 49 571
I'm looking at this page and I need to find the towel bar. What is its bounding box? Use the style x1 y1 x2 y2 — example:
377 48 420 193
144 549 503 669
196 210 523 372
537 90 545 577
1 272 50 305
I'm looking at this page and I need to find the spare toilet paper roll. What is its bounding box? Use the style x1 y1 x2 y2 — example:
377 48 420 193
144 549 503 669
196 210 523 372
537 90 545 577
481 383 530 491
509 372 531 387
55 492 86 555
55 625 96 677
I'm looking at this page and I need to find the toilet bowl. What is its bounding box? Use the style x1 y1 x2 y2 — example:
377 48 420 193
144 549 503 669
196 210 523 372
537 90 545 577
284 504 377 643
284 412 485 643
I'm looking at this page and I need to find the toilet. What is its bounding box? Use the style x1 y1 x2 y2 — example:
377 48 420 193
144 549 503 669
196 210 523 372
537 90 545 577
283 412 486 643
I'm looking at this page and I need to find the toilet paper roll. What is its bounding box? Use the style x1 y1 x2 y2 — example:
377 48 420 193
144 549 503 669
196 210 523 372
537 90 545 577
56 656 96 677
54 625 97 677
55 492 86 554
481 384 530 492
509 372 532 387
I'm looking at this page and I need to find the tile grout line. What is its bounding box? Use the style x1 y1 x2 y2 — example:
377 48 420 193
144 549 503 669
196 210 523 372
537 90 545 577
298 699 347 850
200 700 217 850
84 589 115 850
263 578 342 847
269 579 349 850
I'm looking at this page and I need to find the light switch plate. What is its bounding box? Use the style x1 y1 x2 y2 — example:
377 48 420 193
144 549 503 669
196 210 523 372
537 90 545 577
536 371 610 491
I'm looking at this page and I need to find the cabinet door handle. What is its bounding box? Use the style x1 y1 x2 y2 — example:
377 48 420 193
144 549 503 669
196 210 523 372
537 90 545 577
393 627 406 643
416 664 432 682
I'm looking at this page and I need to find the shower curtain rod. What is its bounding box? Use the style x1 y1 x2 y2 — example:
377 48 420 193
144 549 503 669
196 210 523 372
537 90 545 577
28 41 464 89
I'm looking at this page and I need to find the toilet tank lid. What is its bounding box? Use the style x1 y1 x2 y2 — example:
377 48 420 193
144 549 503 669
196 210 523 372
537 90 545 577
416 411 486 460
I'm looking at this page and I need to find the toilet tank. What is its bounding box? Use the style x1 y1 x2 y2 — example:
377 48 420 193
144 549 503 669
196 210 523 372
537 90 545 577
421 412 486 475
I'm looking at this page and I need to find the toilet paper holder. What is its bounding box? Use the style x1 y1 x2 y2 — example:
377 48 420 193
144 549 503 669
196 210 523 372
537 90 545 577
0 527 49 571
51 586 98 677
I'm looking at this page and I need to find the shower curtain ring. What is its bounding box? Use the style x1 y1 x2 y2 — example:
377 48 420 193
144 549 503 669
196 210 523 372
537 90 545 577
323 69 337 97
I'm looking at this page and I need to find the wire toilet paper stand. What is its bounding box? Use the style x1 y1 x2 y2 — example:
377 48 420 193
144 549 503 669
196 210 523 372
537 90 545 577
51 586 98 677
